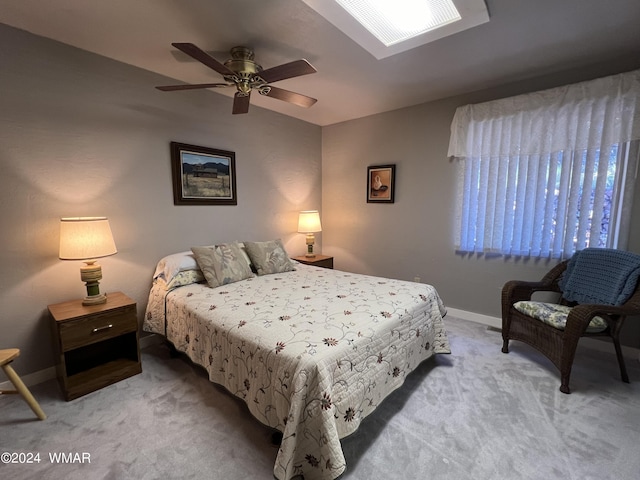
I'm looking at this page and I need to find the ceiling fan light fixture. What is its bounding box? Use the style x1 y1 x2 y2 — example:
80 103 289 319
335 0 461 46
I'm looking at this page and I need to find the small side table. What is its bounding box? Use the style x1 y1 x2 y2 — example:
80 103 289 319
48 292 141 401
292 255 334 269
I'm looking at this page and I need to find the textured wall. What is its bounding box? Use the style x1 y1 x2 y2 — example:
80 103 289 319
322 62 640 348
0 24 322 375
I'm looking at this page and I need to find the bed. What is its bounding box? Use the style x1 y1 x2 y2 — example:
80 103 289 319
143 240 450 480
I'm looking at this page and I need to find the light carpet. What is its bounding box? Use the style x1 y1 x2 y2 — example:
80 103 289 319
2 316 639 480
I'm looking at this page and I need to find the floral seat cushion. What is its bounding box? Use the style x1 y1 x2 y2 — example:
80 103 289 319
513 301 608 333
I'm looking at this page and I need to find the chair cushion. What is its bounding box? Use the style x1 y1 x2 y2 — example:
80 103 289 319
513 301 607 333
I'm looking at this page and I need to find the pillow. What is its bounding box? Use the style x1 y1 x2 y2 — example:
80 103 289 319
513 301 607 333
237 242 254 271
166 269 205 290
191 246 222 288
153 250 200 283
244 239 295 276
212 242 254 285
192 242 254 287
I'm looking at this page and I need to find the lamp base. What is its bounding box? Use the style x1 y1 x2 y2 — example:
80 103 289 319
82 293 107 306
305 233 316 258
80 261 107 306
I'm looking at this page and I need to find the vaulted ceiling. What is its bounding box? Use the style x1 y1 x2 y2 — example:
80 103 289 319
1 0 639 126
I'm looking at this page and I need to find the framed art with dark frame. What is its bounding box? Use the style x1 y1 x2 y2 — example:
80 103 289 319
367 164 395 203
171 142 237 205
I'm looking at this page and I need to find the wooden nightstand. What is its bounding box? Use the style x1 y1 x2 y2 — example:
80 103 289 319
48 292 141 401
292 255 334 269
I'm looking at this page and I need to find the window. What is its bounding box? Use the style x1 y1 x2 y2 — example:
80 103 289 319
301 0 489 59
448 69 640 259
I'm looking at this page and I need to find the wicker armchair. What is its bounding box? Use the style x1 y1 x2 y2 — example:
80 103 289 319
501 260 640 394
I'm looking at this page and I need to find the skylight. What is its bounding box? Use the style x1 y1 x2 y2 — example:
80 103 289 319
302 0 490 59
335 0 461 47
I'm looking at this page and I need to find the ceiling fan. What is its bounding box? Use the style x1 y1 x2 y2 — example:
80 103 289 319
156 43 318 114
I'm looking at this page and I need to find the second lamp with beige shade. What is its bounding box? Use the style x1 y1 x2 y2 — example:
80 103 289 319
297 210 322 257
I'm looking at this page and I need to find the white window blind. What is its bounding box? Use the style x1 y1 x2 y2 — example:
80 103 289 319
448 69 640 259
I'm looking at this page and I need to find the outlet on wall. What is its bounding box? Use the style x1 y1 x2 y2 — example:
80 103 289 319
414 276 421 282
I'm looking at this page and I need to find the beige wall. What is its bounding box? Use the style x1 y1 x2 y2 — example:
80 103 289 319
0 24 322 375
322 60 640 348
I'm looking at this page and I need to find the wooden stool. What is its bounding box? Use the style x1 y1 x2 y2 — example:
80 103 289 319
0 348 47 420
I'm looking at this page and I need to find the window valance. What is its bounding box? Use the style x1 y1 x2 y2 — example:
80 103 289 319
448 69 640 158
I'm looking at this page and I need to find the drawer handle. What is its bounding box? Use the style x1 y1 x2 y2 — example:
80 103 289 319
92 324 113 334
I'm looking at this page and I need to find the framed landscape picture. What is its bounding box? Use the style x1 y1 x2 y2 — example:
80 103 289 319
367 164 395 203
171 142 237 205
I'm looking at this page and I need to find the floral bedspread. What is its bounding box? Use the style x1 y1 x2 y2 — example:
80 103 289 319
144 263 450 480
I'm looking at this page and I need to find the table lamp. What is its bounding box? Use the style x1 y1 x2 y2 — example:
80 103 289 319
297 210 322 257
59 217 117 305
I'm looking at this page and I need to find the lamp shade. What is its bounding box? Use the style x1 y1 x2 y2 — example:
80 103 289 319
59 217 117 260
297 210 322 233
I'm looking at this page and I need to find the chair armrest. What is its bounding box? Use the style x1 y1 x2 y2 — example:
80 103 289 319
564 303 640 336
501 280 562 325
572 303 640 322
502 279 562 304
502 261 568 305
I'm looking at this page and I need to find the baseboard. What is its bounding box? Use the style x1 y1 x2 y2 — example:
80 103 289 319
0 366 57 392
447 308 502 330
0 334 163 390
447 307 640 363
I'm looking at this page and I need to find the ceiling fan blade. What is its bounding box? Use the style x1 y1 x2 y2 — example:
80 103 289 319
232 92 251 114
261 86 317 108
156 83 232 91
258 59 317 84
172 42 235 77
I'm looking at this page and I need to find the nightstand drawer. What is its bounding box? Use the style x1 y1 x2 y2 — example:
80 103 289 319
58 305 136 351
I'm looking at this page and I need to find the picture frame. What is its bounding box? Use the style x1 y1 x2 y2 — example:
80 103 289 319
171 142 237 205
367 164 395 203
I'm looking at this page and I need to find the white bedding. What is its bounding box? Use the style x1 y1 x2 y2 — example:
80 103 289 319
144 262 450 480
